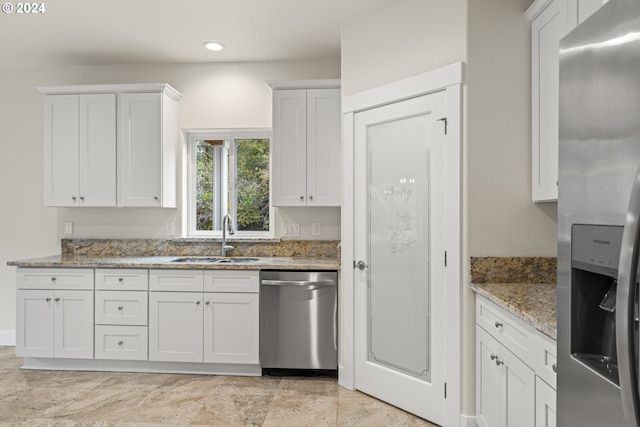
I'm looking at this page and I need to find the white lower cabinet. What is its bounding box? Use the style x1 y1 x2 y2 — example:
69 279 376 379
476 296 556 427
148 269 260 365
16 268 94 359
17 289 94 359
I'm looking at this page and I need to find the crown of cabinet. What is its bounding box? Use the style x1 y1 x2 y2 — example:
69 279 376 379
39 83 182 208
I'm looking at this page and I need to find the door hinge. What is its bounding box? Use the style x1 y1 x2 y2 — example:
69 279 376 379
444 382 447 399
444 251 447 267
437 117 448 135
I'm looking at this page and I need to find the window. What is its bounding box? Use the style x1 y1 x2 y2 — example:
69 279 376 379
186 129 272 237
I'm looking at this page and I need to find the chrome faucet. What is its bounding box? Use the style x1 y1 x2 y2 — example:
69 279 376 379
221 214 235 257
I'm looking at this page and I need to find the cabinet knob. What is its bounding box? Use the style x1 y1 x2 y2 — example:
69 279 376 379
154 196 159 200
118 306 124 311
552 363 557 373
300 195 304 201
196 301 201 305
45 297 51 302
495 358 504 366
118 341 123 346
206 301 210 305
309 195 313 202
71 196 77 201
494 321 503 328
80 196 85 201
54 298 60 302
490 354 498 361
51 277 56 282
118 278 124 282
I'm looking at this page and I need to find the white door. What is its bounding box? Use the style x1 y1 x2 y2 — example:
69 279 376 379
203 292 259 364
149 291 204 362
118 92 162 207
16 290 54 358
354 90 447 424
54 290 94 359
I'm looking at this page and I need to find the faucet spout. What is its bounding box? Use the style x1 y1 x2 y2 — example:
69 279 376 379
222 214 235 257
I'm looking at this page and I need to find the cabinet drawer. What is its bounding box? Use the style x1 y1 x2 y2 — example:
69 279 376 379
476 297 535 367
95 291 148 326
95 325 148 360
17 268 94 290
95 269 148 291
204 270 259 293
533 332 557 389
149 269 203 292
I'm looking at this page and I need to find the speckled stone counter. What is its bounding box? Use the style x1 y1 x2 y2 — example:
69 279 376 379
470 282 557 340
8 238 341 271
469 256 557 340
7 255 340 271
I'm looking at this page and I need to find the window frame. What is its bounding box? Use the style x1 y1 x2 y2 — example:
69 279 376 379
185 128 273 238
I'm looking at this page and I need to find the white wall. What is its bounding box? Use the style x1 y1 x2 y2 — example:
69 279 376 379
0 59 341 338
340 0 556 419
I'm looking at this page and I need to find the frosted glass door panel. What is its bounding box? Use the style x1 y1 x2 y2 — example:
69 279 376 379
368 113 431 380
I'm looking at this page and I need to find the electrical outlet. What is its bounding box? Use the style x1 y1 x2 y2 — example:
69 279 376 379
64 221 74 235
312 223 322 236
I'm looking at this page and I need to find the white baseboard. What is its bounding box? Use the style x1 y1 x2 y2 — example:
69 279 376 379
460 414 477 427
0 330 16 346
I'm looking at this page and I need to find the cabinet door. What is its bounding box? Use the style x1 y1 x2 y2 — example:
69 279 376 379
118 93 163 207
576 0 608 24
203 293 259 364
531 0 569 202
16 290 54 358
54 290 94 359
502 345 535 427
477 327 502 427
306 89 341 206
79 94 116 206
272 89 308 206
43 95 79 207
535 376 557 427
95 290 148 326
148 292 203 362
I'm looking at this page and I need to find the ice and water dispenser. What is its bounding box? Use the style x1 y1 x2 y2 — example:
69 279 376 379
571 224 634 385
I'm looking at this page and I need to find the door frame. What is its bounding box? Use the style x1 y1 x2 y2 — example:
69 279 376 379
340 62 463 426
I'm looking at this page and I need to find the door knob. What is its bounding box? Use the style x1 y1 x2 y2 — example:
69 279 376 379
354 260 368 270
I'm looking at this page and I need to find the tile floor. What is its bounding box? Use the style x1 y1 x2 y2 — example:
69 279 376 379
0 347 438 426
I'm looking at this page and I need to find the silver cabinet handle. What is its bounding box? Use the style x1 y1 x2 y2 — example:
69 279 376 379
118 341 123 346
300 195 304 201
495 358 504 366
45 297 51 302
617 168 640 427
80 196 85 201
154 196 159 200
71 196 77 201
51 277 56 282
118 278 124 282
54 298 60 302
205 301 210 305
495 321 503 328
118 306 123 311
552 363 557 373
196 301 201 305
262 279 335 287
309 195 314 202
490 354 498 360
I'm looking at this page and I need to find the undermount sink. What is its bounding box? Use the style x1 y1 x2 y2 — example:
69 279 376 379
170 257 259 264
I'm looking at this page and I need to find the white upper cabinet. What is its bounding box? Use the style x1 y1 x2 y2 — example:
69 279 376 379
526 0 608 202
38 83 181 208
43 94 116 206
269 80 341 207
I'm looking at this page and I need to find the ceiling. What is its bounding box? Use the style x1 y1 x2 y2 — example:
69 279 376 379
0 0 389 69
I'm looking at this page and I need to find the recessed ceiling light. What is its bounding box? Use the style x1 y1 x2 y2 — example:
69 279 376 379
203 42 225 51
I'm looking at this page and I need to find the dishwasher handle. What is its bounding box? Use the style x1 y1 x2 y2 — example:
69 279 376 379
261 279 335 287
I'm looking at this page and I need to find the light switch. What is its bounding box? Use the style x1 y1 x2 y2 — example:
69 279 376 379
281 223 300 237
64 221 74 235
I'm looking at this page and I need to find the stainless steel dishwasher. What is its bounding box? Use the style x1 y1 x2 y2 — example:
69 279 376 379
260 271 337 371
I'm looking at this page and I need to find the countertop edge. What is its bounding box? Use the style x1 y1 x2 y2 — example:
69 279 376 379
7 255 341 271
470 282 557 341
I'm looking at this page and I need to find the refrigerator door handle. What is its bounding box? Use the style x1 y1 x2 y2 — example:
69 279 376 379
617 168 640 427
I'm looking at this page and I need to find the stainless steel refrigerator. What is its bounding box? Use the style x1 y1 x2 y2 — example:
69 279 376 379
558 0 640 425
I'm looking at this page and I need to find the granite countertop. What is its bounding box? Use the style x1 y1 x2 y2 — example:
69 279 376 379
7 255 341 271
470 282 557 340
